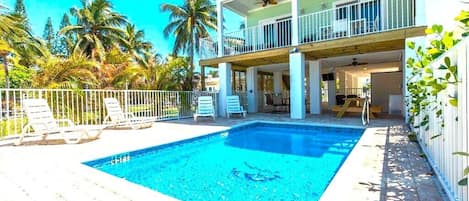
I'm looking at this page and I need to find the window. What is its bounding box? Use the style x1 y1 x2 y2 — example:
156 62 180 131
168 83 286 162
232 70 246 91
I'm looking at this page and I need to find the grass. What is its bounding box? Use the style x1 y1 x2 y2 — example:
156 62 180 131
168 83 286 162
0 118 25 138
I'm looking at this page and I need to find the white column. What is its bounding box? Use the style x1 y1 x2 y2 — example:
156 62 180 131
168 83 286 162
218 62 232 117
273 71 283 94
291 0 299 46
289 52 305 119
327 79 336 108
216 0 224 57
246 67 258 113
309 60 321 115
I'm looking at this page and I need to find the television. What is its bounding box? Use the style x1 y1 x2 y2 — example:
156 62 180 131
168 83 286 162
322 73 335 81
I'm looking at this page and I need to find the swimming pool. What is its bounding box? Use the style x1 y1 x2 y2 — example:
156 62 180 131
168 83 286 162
85 122 364 200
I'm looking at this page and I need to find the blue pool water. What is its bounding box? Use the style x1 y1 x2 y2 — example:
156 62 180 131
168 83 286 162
85 122 364 201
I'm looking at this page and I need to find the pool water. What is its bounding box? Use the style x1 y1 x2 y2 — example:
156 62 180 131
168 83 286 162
85 122 364 201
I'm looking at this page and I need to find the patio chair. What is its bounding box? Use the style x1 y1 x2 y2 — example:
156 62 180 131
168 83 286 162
226 95 246 118
16 99 105 145
103 98 154 129
194 96 216 121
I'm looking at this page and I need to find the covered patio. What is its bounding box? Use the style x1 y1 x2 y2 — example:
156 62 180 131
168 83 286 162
207 48 407 121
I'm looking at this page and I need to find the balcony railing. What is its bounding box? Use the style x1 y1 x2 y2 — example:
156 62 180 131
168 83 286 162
200 0 415 60
0 89 218 138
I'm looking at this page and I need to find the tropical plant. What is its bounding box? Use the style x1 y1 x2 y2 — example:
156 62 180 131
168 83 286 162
33 51 99 88
456 10 469 36
118 24 153 64
161 0 217 90
406 10 468 186
0 4 32 88
60 0 128 61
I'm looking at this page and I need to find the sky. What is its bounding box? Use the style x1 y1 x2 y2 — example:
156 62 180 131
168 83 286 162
1 0 242 72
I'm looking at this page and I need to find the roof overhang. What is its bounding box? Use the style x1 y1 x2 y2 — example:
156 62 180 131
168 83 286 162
221 0 290 16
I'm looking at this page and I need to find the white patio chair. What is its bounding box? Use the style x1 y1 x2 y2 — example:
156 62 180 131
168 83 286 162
226 95 246 118
103 98 154 129
193 96 216 121
16 99 105 145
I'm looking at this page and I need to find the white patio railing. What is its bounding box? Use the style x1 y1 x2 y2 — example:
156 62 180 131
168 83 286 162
411 38 469 201
337 87 370 98
0 89 218 138
200 0 415 59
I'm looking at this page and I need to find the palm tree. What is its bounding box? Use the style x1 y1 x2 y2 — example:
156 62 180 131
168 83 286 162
118 24 153 65
161 0 217 90
60 0 128 61
0 4 31 88
34 52 99 88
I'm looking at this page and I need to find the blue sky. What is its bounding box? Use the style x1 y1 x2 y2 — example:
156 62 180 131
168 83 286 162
2 0 241 71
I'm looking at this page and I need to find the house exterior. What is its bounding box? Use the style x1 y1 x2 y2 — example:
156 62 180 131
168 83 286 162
199 0 465 119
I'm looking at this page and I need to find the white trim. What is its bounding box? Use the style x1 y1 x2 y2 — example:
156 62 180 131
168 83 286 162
333 0 359 7
258 14 292 25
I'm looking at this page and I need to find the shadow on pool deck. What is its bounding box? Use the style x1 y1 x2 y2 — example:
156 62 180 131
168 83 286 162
378 125 448 201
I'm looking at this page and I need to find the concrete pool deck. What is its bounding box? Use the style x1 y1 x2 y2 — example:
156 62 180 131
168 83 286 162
0 113 447 201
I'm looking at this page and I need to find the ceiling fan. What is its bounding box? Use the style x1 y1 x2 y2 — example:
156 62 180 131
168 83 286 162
345 58 368 66
256 0 278 7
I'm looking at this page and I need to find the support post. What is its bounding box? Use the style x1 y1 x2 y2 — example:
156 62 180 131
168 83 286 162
218 63 232 117
273 71 283 94
216 0 224 57
247 67 258 113
291 0 299 46
289 52 305 119
309 60 321 115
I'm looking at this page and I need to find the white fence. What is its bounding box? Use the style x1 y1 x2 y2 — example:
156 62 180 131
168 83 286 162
200 0 415 59
0 89 218 138
412 38 469 201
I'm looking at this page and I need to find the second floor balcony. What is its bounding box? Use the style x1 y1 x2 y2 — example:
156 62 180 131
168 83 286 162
200 0 417 60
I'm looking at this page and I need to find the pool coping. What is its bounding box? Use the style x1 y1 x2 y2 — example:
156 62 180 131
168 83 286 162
84 120 365 166
82 120 367 200
319 127 378 201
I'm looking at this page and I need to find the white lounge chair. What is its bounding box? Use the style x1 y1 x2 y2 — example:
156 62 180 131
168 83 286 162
194 96 216 121
226 95 246 118
103 98 154 129
16 99 105 145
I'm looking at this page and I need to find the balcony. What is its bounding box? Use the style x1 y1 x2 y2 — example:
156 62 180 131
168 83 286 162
200 0 416 60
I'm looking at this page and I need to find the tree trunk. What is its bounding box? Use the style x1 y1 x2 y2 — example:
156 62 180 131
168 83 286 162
189 42 194 91
1 54 9 89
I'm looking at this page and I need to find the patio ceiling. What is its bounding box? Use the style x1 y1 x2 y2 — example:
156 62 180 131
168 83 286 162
222 0 290 16
253 51 402 77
